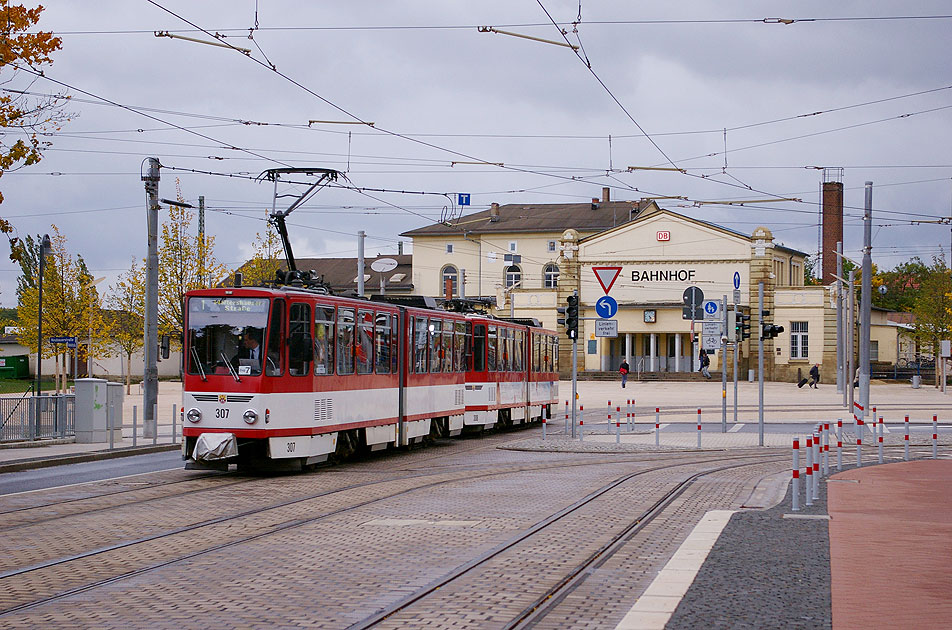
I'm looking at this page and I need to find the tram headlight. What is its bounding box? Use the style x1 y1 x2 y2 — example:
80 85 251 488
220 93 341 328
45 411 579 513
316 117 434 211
186 408 202 423
243 409 258 424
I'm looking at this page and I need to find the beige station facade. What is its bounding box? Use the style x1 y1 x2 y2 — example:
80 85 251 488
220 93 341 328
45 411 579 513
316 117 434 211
402 191 911 382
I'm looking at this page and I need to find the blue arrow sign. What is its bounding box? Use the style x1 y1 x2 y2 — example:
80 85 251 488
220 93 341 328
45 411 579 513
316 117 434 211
733 271 741 290
595 295 618 319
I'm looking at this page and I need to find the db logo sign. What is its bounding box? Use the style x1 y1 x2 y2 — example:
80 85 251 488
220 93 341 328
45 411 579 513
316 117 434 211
657 231 671 242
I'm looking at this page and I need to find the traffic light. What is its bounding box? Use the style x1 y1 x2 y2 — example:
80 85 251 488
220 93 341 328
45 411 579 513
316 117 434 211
726 310 737 342
737 313 751 340
762 323 785 339
565 294 579 340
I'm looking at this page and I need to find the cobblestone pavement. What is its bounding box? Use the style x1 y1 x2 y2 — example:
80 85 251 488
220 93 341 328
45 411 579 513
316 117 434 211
0 428 792 629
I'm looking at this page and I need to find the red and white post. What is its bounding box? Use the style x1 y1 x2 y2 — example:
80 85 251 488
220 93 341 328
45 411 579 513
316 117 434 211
904 414 910 461
655 407 660 447
933 414 938 459
813 432 821 501
792 438 801 512
877 408 884 465
805 436 814 507
614 406 621 444
697 408 702 449
837 418 843 471
579 405 584 441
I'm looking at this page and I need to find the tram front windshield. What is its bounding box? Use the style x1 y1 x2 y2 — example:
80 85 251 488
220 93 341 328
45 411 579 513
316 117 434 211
187 297 270 377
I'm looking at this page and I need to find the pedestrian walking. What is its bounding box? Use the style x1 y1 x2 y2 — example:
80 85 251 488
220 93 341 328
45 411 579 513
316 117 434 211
699 350 711 379
619 359 630 388
809 363 820 388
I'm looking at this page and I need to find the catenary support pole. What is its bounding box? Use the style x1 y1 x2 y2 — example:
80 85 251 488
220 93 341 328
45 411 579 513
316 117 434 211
859 182 873 427
142 158 160 450
722 295 728 433
758 282 765 446
836 240 844 398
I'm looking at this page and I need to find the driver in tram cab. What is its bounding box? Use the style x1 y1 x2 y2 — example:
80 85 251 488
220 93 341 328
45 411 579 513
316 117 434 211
232 330 263 375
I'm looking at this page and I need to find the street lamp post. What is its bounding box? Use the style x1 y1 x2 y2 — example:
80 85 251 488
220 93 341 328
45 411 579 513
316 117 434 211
87 276 106 376
34 234 52 437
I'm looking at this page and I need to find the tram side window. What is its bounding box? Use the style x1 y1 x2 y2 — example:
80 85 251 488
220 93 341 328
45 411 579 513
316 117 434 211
552 336 559 371
502 328 512 372
487 326 497 371
266 299 285 376
442 321 453 373
288 303 312 376
542 336 550 372
429 319 442 373
391 314 399 374
514 330 524 372
357 310 374 374
472 323 485 372
314 305 335 375
532 335 540 373
414 317 428 373
375 313 391 374
337 308 355 375
454 322 466 373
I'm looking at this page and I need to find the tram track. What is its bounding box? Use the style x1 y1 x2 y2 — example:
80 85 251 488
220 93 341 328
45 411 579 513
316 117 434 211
347 455 779 630
0 450 783 618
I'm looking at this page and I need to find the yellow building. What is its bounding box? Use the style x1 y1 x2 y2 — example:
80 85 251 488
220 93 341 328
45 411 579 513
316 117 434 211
403 191 902 382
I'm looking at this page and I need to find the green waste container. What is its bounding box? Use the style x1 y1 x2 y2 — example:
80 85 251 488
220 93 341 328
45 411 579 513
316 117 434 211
0 355 29 379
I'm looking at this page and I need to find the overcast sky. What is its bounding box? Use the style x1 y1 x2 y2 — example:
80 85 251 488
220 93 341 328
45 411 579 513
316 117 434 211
2 1 951 305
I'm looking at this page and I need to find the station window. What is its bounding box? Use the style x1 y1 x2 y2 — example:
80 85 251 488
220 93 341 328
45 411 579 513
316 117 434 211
505 265 522 288
441 265 458 297
337 308 355 375
288 303 312 376
314 304 335 375
790 321 808 359
543 264 559 289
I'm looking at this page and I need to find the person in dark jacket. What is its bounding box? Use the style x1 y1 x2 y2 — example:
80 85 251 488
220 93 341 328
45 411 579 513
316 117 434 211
619 359 630 388
699 350 711 379
809 364 820 388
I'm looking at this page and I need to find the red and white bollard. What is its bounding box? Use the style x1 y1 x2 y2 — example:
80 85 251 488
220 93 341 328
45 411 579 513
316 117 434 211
823 423 830 475
579 405 585 441
655 407 660 447
542 412 547 440
855 414 863 467
697 408 702 449
615 406 621 444
813 432 821 501
805 436 814 507
933 414 939 459
904 414 910 461
837 418 843 471
878 408 884 464
564 400 569 434
792 438 801 512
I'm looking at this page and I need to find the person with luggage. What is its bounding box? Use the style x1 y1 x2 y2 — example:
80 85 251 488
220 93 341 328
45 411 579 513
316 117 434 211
809 363 820 388
619 359 630 388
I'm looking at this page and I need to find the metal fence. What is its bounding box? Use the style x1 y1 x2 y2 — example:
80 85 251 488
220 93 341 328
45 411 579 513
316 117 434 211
0 394 75 442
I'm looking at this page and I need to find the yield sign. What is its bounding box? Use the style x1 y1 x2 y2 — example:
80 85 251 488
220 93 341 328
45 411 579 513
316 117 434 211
592 266 622 294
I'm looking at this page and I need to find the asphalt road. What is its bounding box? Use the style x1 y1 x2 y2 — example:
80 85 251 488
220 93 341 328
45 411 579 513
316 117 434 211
0 450 185 496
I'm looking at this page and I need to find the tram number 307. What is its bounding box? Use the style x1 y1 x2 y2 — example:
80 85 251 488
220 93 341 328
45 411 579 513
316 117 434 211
215 408 229 419
287 442 296 453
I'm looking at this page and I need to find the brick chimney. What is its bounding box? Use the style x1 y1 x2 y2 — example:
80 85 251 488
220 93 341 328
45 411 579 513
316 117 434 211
602 187 610 202
489 202 499 222
821 169 844 285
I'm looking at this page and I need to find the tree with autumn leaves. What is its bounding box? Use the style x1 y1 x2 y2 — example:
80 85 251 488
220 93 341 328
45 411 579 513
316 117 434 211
0 1 71 260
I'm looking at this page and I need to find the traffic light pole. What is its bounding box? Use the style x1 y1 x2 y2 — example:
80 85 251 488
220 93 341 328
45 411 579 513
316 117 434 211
721 296 727 433
571 338 578 438
758 281 765 447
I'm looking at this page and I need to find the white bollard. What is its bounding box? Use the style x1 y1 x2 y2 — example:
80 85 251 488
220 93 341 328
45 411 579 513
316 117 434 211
579 405 584 442
565 400 569 434
855 415 863 467
877 408 884 464
813 432 820 501
824 422 830 475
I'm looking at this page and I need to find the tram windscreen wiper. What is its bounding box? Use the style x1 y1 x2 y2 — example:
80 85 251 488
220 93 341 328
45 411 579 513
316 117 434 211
191 346 207 381
220 352 241 383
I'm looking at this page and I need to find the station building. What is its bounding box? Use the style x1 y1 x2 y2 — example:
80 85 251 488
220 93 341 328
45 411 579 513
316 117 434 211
402 188 910 382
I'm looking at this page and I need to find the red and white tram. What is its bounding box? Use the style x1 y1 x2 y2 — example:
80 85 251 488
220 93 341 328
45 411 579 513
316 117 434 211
181 285 558 471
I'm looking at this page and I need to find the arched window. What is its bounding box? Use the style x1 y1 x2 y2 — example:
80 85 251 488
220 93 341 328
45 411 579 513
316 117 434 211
505 265 522 288
440 265 458 296
543 263 559 288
